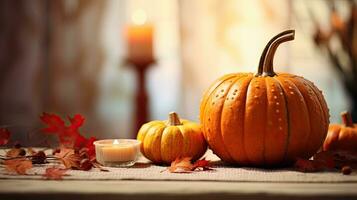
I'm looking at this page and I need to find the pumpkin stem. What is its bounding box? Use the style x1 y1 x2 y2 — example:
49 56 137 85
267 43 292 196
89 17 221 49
168 112 182 126
256 30 295 77
341 111 354 127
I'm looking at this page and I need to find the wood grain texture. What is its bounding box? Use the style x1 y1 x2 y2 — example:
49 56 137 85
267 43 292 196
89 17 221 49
0 180 356 200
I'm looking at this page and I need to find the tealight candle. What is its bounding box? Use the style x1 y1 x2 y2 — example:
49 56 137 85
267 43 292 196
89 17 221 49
94 139 141 167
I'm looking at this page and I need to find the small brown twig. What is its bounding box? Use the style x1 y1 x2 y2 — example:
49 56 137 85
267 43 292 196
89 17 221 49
0 155 57 161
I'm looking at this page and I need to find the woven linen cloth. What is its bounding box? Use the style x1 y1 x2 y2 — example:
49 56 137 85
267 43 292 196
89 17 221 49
0 149 356 182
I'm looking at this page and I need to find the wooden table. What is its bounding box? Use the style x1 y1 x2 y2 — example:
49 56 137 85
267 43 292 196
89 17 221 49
1 179 357 200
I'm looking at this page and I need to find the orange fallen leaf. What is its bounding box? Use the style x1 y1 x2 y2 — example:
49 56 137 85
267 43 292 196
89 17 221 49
168 157 213 173
6 148 26 158
55 148 80 169
43 167 68 180
168 157 193 173
4 158 33 175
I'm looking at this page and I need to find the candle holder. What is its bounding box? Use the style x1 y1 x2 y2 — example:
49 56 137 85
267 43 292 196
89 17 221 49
94 139 142 167
125 58 156 138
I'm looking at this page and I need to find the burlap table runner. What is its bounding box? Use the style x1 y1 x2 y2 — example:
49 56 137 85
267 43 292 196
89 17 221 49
1 150 356 182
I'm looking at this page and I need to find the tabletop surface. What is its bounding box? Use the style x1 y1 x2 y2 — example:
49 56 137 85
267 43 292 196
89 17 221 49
1 179 357 200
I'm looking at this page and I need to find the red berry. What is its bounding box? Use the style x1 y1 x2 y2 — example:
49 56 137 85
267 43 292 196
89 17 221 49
79 159 92 171
341 166 352 175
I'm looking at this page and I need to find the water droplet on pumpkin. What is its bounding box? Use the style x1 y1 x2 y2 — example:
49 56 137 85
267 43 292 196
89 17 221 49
271 89 275 92
254 95 258 99
276 109 280 113
290 92 294 95
279 126 283 130
280 92 283 96
274 96 278 99
288 86 292 89
276 102 280 105
278 118 282 121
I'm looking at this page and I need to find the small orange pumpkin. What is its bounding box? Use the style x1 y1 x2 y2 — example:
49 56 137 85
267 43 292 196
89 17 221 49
137 112 207 165
200 30 330 166
323 111 357 152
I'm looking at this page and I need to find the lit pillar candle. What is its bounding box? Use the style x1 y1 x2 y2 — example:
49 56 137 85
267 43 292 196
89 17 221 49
126 9 154 61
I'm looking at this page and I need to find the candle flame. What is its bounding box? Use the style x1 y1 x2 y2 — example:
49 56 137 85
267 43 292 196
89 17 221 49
113 139 119 145
132 9 147 25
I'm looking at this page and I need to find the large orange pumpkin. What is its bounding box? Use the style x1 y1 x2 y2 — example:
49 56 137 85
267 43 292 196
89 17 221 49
323 111 357 152
200 30 330 166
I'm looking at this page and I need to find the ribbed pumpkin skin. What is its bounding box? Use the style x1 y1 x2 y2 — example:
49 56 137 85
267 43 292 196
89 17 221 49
200 72 329 166
137 118 207 165
323 112 357 152
324 124 357 152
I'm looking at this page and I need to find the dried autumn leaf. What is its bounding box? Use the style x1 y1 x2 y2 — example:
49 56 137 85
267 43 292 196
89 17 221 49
6 148 26 158
55 148 80 169
43 167 68 180
313 151 336 169
4 158 33 175
167 157 213 173
0 128 11 146
294 158 320 172
92 161 109 172
328 150 357 169
168 157 193 173
295 150 357 173
192 158 212 171
27 147 37 155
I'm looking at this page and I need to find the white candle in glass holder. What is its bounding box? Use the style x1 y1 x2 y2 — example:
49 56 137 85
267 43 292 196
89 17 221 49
94 139 141 167
102 140 137 161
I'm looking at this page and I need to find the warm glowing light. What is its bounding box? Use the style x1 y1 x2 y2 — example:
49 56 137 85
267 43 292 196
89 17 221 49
113 139 119 145
131 9 147 25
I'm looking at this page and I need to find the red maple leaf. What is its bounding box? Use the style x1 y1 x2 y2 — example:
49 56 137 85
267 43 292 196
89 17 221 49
40 113 96 152
192 158 212 171
68 114 85 130
43 167 68 180
84 136 96 160
0 128 11 146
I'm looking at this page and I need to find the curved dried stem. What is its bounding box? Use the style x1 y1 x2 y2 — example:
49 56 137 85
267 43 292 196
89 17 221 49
262 30 295 76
